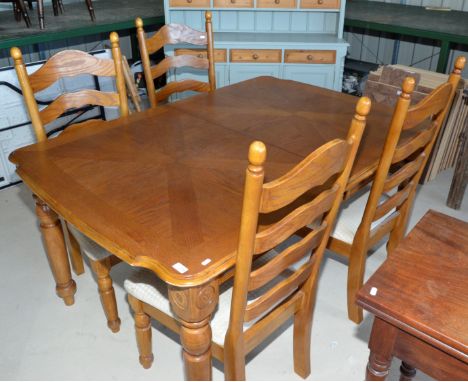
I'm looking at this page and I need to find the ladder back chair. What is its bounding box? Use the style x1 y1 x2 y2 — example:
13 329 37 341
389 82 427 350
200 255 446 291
124 97 371 380
135 11 215 108
328 56 466 324
11 32 128 332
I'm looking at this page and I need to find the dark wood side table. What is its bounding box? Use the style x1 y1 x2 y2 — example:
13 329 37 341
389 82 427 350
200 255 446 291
357 210 468 381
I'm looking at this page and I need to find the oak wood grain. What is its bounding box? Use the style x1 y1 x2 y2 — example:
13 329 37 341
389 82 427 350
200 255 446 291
10 77 391 287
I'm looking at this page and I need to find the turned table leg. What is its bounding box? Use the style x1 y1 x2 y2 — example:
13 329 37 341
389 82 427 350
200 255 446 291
35 197 76 305
168 281 219 380
366 317 397 381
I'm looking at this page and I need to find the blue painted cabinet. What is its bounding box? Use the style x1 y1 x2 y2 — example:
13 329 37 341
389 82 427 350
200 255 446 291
164 0 348 92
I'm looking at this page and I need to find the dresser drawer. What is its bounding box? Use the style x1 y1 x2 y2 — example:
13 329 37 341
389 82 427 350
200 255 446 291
213 0 253 7
284 50 336 64
300 0 340 9
175 49 228 62
230 49 282 63
257 0 296 8
169 0 210 7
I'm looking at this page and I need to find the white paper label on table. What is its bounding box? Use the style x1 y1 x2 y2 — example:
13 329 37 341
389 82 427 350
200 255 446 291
172 262 188 274
201 258 212 266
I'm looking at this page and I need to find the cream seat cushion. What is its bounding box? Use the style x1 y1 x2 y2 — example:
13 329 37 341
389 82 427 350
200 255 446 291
124 245 308 346
67 224 113 261
331 188 392 244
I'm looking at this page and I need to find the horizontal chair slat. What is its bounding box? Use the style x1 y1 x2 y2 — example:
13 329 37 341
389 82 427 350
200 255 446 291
40 90 120 126
244 262 312 322
29 50 116 93
254 185 338 254
402 83 452 131
260 139 349 213
150 55 208 80
155 80 211 102
249 224 325 291
392 127 435 164
146 24 208 54
384 153 424 192
374 181 412 221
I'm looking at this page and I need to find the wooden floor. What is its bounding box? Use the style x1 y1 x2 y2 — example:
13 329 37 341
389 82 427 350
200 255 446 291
0 0 164 50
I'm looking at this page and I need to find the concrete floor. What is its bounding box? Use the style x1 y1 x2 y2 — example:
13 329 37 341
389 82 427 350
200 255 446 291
0 169 466 380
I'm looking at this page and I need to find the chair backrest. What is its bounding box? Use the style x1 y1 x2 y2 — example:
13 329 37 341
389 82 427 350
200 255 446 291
10 31 128 143
135 11 215 108
224 97 371 358
356 56 466 252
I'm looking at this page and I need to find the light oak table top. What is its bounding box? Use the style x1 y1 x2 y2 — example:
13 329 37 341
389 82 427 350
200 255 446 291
10 76 394 287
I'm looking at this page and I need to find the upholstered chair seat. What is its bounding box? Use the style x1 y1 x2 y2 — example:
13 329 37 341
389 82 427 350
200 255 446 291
124 248 307 345
331 189 391 244
67 224 112 261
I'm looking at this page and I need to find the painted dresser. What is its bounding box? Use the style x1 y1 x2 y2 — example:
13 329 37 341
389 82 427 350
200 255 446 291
164 0 348 93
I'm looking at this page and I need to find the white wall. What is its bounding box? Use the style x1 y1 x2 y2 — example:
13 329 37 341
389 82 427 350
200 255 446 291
344 0 468 77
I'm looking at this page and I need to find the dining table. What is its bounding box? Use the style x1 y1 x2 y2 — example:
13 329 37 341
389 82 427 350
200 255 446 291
9 76 396 380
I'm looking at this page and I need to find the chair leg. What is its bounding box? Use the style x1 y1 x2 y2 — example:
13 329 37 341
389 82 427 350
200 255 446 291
36 0 44 29
26 0 32 9
13 1 21 21
293 306 313 378
399 361 416 381
58 0 64 13
128 295 154 369
224 331 246 380
63 223 85 276
347 244 368 324
90 257 121 333
15 0 31 27
51 0 58 16
84 0 95 21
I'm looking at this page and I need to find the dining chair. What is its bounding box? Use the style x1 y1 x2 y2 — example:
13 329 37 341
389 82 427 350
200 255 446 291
123 96 371 379
135 11 215 108
10 32 128 332
327 56 466 325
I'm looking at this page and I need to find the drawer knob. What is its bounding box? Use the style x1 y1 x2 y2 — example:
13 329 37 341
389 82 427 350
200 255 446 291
252 53 259 60
275 0 280 3
307 54 314 60
187 0 192 3
197 53 204 58
230 0 236 3
318 0 324 4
